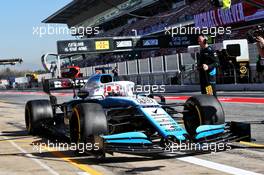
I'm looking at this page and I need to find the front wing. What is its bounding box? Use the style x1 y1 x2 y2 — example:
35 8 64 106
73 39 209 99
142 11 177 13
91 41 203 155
101 121 251 155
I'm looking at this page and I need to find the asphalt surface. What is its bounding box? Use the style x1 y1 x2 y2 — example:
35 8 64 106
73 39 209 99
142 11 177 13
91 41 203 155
0 90 264 175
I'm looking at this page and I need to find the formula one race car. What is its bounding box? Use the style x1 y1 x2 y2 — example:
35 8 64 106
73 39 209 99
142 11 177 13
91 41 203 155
25 73 251 157
61 66 83 79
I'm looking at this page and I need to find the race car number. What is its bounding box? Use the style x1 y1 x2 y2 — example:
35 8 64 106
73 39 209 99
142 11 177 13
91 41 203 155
136 97 155 105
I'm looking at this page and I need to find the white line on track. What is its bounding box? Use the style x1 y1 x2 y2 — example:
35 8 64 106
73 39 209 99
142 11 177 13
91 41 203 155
0 132 60 175
77 172 91 175
177 156 263 175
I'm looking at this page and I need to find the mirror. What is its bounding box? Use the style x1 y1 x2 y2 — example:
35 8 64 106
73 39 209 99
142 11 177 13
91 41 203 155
41 53 60 78
41 53 59 71
77 90 89 99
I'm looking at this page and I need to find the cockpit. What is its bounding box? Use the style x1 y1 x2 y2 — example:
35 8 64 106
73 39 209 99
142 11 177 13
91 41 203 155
81 74 134 98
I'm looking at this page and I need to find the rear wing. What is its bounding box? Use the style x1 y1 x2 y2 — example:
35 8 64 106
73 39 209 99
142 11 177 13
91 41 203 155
43 78 87 94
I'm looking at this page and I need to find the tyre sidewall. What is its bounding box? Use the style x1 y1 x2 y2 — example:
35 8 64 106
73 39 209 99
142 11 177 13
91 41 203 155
25 100 53 134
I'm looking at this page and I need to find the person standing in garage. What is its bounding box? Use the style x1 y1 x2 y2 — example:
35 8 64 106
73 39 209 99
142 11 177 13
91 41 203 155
112 66 119 81
256 36 264 59
256 55 264 83
197 34 219 97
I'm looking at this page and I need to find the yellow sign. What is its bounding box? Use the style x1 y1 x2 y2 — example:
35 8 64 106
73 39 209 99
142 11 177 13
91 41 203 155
206 85 213 95
222 0 231 9
95 40 110 50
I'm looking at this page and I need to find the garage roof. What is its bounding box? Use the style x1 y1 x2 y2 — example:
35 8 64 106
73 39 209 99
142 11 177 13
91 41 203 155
42 0 94 23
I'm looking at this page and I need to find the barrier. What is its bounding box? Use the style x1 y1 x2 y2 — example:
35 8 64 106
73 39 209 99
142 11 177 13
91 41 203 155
80 68 86 76
127 60 138 75
151 56 164 73
118 62 127 75
165 55 179 72
86 67 93 76
138 58 150 74
13 43 262 88
108 63 117 74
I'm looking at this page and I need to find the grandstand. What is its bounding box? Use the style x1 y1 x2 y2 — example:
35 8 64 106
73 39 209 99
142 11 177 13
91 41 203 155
43 0 264 85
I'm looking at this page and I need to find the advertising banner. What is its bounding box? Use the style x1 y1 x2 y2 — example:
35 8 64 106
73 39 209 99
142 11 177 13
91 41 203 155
194 2 264 28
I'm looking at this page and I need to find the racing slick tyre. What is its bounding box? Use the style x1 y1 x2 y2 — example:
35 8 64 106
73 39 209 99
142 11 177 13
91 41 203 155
183 95 225 137
70 103 108 156
25 100 53 135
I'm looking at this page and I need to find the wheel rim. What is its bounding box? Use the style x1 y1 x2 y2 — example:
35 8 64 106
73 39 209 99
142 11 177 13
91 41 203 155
184 104 201 136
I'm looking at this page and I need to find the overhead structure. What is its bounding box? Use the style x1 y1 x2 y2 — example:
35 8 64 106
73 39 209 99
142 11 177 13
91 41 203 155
210 0 263 9
0 58 23 65
42 0 129 26
56 35 199 55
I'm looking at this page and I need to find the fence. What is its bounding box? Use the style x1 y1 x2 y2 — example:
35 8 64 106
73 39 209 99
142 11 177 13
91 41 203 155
33 55 257 86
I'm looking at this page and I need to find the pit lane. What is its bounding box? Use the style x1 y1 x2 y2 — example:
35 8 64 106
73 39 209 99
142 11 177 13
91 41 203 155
0 91 263 175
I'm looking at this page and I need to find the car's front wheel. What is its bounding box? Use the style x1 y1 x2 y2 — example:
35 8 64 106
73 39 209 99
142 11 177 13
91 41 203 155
70 103 108 156
183 95 225 137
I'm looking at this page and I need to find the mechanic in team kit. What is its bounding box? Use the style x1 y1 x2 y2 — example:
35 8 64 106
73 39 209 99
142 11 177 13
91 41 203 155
256 55 264 83
112 66 119 81
256 36 264 59
256 36 264 83
197 34 219 97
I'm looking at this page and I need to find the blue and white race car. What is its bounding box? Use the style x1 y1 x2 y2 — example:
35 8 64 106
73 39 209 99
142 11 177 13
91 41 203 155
25 73 251 157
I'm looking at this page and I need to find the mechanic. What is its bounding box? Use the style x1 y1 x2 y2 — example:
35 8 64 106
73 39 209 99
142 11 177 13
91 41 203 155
256 55 264 83
50 62 57 78
256 36 264 59
197 34 219 97
102 68 106 74
112 66 119 81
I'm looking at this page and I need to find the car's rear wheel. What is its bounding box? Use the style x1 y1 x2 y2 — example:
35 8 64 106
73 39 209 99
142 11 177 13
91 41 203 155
25 100 53 135
183 95 225 137
70 103 108 156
